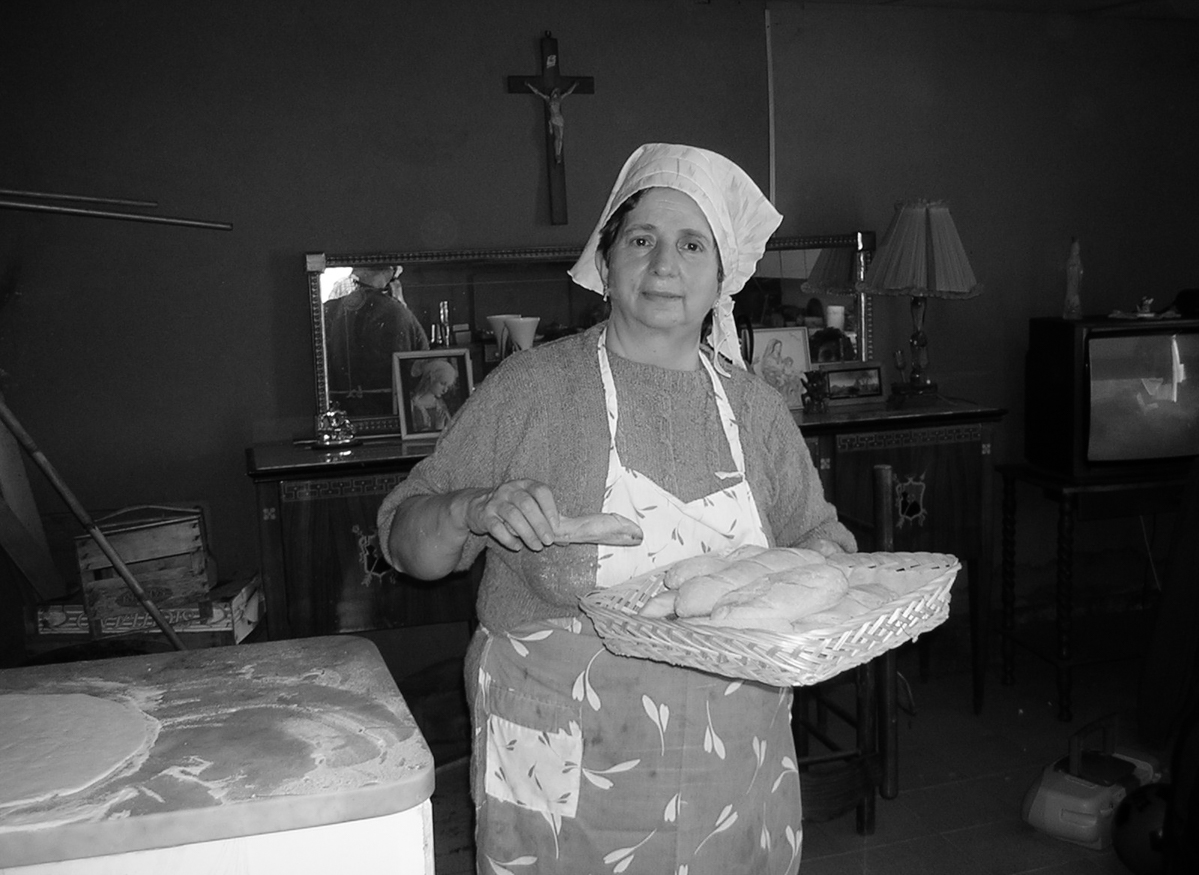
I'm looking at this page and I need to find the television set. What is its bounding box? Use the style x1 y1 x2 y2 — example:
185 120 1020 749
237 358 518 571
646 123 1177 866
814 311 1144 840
1025 316 1199 481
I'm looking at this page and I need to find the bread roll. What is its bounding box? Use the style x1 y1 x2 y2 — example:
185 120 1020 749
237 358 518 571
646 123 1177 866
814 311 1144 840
798 586 886 627
826 552 883 586
675 547 833 617
663 554 729 590
847 584 892 609
675 576 744 618
673 548 812 617
709 565 849 624
723 543 770 563
553 513 644 546
639 590 678 618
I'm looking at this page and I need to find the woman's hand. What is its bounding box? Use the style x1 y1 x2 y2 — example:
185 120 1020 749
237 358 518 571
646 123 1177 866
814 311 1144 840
387 480 561 580
463 479 561 552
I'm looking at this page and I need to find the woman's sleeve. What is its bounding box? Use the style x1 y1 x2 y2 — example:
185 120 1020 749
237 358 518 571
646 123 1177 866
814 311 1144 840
748 382 857 553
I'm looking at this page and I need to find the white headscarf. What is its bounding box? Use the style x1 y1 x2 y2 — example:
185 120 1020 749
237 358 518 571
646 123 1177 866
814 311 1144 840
569 143 783 371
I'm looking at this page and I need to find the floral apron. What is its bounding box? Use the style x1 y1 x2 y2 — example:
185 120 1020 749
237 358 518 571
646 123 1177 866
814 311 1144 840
473 330 802 875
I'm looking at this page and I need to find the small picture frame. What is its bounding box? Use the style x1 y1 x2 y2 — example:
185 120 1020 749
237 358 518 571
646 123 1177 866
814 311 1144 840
819 360 886 407
393 349 474 439
752 327 811 410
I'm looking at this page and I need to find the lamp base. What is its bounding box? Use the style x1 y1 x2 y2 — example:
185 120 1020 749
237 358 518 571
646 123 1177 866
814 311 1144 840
891 380 939 397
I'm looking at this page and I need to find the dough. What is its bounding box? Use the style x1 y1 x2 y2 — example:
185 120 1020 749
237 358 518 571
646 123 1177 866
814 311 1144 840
639 589 679 618
673 547 827 617
0 693 156 809
553 512 644 546
662 554 729 590
709 565 849 624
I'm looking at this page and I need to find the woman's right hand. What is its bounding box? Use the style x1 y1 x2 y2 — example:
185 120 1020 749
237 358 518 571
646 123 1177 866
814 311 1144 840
463 479 561 552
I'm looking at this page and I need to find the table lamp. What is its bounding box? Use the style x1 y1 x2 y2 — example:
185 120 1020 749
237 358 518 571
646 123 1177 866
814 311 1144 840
857 199 981 395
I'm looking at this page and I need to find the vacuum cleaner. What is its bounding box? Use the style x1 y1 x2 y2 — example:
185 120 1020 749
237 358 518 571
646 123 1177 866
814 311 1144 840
1022 715 1160 850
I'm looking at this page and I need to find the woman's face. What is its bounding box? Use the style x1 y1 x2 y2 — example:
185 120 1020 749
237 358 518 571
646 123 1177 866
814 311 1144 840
597 187 721 338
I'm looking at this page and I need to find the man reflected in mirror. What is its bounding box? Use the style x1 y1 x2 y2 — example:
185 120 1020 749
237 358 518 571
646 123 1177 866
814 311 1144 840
323 265 429 416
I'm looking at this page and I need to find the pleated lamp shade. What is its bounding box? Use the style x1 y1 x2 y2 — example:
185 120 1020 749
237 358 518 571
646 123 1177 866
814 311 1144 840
858 199 982 299
801 246 857 296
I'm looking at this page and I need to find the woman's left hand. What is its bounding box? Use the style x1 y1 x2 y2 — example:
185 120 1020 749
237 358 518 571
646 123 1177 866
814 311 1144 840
802 538 845 557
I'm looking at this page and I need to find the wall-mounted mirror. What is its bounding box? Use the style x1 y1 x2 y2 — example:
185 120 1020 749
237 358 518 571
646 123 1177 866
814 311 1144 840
305 232 874 438
306 247 585 437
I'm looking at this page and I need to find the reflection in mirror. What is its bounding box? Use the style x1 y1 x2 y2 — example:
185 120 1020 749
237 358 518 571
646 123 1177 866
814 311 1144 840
319 263 430 420
307 248 586 438
734 233 876 365
306 235 873 439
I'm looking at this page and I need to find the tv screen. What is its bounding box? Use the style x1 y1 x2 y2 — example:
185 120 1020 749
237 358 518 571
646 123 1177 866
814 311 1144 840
1087 331 1199 462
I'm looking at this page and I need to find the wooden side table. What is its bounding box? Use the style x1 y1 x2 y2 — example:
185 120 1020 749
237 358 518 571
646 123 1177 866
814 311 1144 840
996 463 1187 721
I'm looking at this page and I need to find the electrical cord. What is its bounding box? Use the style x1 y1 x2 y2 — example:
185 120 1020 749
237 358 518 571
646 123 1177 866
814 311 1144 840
1139 514 1163 593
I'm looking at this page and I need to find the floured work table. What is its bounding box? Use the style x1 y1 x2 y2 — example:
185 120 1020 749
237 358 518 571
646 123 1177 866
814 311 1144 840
0 636 434 874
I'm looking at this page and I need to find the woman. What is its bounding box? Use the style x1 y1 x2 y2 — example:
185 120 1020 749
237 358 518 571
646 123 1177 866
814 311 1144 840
409 357 458 433
377 143 854 874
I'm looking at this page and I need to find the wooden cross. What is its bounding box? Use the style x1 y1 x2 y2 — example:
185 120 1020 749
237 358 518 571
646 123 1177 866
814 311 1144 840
507 31 594 225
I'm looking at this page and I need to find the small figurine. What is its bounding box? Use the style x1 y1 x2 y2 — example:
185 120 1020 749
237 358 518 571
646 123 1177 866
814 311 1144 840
800 369 830 414
1136 296 1155 316
1063 238 1083 320
315 404 359 448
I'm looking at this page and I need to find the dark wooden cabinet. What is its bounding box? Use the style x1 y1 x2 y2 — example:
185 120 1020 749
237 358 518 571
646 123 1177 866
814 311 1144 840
796 398 1006 713
245 440 477 639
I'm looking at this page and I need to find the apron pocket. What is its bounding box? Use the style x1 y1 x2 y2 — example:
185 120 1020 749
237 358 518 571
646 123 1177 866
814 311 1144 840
482 681 583 818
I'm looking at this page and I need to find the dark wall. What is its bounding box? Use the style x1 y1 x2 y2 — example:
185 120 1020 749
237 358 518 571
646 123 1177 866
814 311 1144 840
1 0 1195 585
768 3 1198 562
0 0 769 577
770 3 1199 448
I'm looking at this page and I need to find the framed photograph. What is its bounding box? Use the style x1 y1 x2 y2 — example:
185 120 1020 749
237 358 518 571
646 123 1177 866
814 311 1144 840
819 360 886 407
751 327 811 409
393 349 474 439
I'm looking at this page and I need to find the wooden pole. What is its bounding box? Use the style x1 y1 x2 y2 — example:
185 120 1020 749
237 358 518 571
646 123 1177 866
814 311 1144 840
0 199 231 230
0 397 187 650
0 188 158 208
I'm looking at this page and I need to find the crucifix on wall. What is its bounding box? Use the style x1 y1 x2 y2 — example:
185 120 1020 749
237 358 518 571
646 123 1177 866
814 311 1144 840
507 31 594 225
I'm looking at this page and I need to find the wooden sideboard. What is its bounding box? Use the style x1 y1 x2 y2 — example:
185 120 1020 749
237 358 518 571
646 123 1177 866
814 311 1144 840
795 397 1006 713
247 397 1005 710
245 439 478 640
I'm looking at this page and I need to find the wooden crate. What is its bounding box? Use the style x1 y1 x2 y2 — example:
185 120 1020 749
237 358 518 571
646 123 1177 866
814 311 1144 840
74 506 215 620
34 572 265 645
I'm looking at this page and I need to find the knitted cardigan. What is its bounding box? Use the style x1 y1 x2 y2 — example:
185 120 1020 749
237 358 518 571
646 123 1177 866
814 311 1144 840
376 323 855 635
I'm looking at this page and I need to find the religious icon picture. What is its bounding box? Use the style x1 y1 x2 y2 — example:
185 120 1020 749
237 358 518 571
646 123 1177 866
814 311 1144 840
751 328 811 410
393 350 474 439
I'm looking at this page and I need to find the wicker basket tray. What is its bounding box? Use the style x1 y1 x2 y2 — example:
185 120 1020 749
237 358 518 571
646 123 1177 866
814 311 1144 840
580 552 960 687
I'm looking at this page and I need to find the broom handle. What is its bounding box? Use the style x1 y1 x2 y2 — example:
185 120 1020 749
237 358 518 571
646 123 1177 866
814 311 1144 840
0 396 187 651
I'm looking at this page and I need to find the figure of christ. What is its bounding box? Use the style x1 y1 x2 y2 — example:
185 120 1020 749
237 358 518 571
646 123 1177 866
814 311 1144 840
526 81 578 163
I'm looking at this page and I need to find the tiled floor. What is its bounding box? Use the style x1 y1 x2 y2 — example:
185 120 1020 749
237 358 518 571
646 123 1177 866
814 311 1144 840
428 615 1160 875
